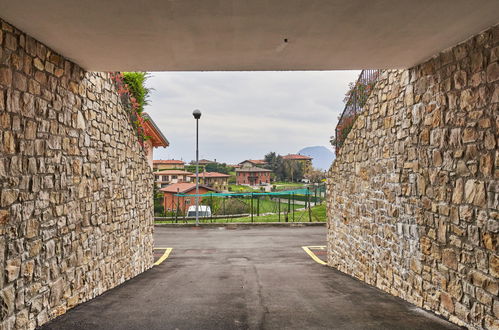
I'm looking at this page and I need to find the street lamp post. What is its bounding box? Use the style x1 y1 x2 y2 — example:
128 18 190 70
192 109 201 226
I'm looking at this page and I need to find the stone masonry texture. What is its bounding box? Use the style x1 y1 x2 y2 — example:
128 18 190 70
0 19 154 329
328 24 499 329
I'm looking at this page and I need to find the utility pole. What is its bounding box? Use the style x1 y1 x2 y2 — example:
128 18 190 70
192 109 201 226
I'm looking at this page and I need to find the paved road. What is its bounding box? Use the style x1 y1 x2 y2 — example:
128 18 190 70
42 226 460 330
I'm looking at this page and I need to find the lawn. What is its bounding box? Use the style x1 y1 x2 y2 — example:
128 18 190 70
237 197 302 214
272 181 306 187
228 184 261 193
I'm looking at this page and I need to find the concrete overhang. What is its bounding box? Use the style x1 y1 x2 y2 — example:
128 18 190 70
1 0 498 71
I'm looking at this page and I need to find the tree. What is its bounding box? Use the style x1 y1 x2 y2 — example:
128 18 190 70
264 152 284 181
264 152 306 182
282 159 304 182
205 162 230 174
306 169 326 183
153 184 164 216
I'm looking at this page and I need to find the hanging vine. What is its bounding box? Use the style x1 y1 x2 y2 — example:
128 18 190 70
110 72 152 147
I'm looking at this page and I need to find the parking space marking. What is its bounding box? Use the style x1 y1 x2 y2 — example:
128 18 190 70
153 248 173 266
302 246 327 265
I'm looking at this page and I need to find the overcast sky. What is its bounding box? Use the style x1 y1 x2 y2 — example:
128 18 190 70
144 70 359 164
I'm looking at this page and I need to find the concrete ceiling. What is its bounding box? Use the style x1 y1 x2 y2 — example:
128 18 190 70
0 0 498 71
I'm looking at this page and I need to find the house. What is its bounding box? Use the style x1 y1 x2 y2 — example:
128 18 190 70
236 167 272 186
188 171 230 192
153 159 185 171
282 154 313 174
141 113 169 168
190 159 217 166
160 183 216 213
154 170 193 188
239 159 267 168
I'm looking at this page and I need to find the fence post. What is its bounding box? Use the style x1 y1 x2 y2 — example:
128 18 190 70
183 196 187 223
251 193 254 223
210 194 213 222
175 198 179 223
287 194 290 222
307 188 312 222
257 196 260 216
223 197 226 222
171 193 175 221
278 196 281 222
292 193 295 222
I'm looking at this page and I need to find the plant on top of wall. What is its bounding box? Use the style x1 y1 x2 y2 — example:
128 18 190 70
110 72 152 147
342 80 375 109
331 77 377 150
122 72 152 113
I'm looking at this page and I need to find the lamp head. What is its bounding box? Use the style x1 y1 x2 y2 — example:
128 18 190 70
192 109 201 119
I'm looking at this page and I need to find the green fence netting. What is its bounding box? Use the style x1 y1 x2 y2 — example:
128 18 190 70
156 186 326 223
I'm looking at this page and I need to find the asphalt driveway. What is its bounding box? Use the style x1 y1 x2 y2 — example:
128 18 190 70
41 226 460 330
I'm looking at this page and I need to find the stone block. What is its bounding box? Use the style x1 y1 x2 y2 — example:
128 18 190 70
491 254 499 278
442 249 458 270
0 286 15 318
1 189 18 207
440 292 455 313
487 62 499 82
0 67 12 86
482 232 496 251
33 58 44 71
5 259 21 282
12 72 27 91
0 210 9 225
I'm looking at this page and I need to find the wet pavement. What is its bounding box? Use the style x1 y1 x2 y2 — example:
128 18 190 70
41 226 460 330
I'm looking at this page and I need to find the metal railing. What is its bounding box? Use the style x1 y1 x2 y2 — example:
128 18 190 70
334 69 380 154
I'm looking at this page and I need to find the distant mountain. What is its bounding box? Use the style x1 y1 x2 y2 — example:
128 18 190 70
298 146 335 171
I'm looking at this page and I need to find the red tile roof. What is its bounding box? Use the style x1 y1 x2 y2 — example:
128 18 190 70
239 159 267 165
198 159 216 164
159 183 216 194
282 154 312 160
188 172 230 178
154 170 193 176
235 167 272 173
141 113 169 147
153 160 185 165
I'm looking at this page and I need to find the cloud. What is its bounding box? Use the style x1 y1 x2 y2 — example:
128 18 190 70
145 70 359 164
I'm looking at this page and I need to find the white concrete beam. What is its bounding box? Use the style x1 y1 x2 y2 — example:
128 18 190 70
0 0 498 71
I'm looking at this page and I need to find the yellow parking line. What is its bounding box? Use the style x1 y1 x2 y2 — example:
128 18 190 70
153 248 173 266
302 246 327 265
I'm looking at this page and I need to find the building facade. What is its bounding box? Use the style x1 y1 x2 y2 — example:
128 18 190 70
192 159 217 166
239 159 267 168
154 170 193 188
153 159 185 171
236 167 272 185
160 183 215 213
189 172 230 192
282 154 313 174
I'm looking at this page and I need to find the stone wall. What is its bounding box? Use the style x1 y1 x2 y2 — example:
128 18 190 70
328 25 498 329
0 19 154 328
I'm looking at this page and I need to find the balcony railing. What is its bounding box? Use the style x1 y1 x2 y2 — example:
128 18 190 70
333 69 380 154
